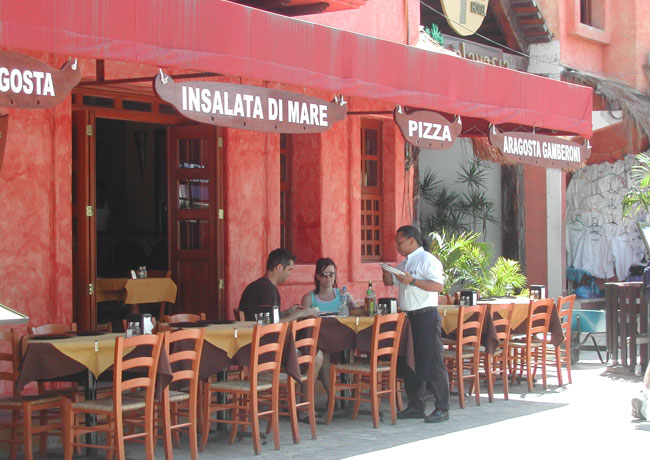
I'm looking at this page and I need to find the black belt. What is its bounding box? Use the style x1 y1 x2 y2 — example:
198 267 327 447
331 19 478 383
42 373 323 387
406 307 437 317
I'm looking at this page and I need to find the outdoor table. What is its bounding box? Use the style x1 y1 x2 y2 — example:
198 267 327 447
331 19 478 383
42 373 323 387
16 332 173 455
96 277 177 314
477 297 565 347
316 315 416 371
166 322 301 382
16 332 173 397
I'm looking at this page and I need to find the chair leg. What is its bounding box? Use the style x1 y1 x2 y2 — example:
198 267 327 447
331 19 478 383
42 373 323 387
271 391 281 451
565 346 573 384
250 396 262 455
23 402 34 460
388 374 397 425
351 374 361 420
114 413 126 460
555 347 564 386
188 395 199 460
541 346 548 390
325 367 337 425
485 355 494 403
145 405 156 460
9 409 19 460
161 398 173 460
287 380 300 444
458 362 466 409
370 377 380 428
306 376 317 440
526 347 533 392
395 379 405 412
501 354 509 401
63 401 73 460
38 404 48 458
200 383 210 451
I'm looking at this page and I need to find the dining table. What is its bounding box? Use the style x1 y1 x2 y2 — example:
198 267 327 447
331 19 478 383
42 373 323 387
16 332 173 397
316 315 416 371
164 321 301 382
96 277 177 315
476 297 565 346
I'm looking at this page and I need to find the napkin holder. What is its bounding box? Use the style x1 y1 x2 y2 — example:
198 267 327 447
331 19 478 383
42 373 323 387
250 305 280 324
126 313 154 334
529 285 546 299
378 297 397 314
460 290 478 306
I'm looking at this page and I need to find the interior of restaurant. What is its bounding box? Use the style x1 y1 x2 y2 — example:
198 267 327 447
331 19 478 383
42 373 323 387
94 118 169 323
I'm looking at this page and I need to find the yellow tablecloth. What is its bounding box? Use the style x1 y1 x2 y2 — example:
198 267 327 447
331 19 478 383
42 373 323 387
96 278 177 304
201 322 256 358
333 315 374 333
24 333 132 378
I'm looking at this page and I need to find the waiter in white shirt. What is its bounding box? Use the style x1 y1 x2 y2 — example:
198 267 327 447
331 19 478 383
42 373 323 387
382 225 450 423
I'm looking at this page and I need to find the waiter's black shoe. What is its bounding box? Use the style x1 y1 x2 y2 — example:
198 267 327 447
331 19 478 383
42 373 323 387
397 406 425 419
424 409 449 423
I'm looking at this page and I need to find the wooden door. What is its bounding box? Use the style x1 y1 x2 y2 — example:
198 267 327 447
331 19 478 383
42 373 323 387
168 125 224 318
71 110 97 330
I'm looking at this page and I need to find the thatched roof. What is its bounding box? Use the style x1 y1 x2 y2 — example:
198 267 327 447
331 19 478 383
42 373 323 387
563 68 650 142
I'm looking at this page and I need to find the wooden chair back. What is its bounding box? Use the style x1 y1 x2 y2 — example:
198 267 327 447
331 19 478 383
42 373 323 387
163 328 204 390
370 313 405 371
164 313 206 323
489 303 514 345
525 298 554 344
112 333 163 409
556 294 576 340
0 329 19 386
291 317 322 376
235 310 246 322
456 304 486 350
28 323 77 335
248 322 288 387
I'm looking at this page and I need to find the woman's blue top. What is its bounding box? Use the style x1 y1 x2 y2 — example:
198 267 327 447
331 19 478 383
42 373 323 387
310 288 340 313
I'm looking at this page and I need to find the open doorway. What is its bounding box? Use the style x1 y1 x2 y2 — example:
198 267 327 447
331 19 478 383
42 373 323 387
95 118 168 324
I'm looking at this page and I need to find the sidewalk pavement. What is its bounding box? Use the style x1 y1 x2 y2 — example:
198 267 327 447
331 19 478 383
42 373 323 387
123 352 648 459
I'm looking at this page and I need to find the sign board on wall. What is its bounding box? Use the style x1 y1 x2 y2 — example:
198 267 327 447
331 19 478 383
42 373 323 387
393 106 461 149
442 34 528 71
440 0 490 36
0 51 81 109
154 72 347 133
488 126 591 169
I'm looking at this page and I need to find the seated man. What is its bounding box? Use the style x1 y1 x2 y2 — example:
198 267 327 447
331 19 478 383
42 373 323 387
238 248 316 322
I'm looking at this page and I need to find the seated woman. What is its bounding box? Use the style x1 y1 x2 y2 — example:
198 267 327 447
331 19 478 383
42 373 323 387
301 258 351 418
301 257 341 313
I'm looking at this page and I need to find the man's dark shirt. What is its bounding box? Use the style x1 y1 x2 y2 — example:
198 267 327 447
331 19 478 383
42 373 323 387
238 277 281 321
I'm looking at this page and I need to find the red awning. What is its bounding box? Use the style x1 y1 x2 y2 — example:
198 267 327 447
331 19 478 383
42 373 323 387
0 0 592 137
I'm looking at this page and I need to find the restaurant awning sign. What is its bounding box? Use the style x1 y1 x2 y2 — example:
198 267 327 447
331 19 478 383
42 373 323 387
154 71 347 133
393 106 461 150
488 126 591 169
0 51 81 109
0 115 8 172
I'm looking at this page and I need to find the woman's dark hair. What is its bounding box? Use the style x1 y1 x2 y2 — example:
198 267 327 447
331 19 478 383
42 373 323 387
313 257 338 294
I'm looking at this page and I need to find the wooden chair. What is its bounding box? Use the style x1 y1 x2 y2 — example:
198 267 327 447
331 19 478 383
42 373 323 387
548 294 576 386
235 309 246 322
481 303 513 402
28 323 77 335
159 328 204 460
200 322 288 455
269 317 321 444
509 298 554 392
325 313 405 428
148 269 173 321
164 313 207 323
443 305 486 408
62 333 164 460
0 329 65 460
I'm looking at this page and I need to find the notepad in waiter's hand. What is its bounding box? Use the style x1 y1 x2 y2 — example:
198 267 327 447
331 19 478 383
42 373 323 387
380 263 406 276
